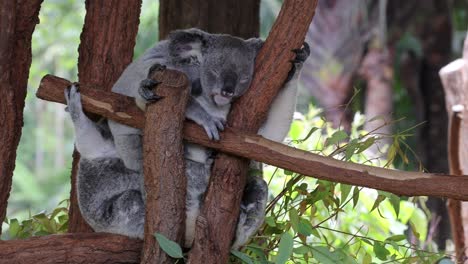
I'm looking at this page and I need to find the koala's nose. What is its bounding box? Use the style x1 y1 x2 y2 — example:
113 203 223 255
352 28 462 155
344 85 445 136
222 71 237 97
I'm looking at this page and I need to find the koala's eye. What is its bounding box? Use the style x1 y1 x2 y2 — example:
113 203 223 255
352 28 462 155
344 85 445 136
239 76 250 84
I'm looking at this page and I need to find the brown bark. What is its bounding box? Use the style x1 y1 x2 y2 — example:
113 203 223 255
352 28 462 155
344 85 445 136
140 70 189 263
439 40 468 263
68 0 142 233
0 0 42 235
36 74 468 201
0 233 142 264
158 0 260 40
188 1 318 262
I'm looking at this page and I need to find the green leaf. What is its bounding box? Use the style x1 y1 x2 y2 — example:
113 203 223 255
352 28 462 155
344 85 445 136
293 245 310 255
231 250 254 264
154 233 184 259
297 218 314 236
275 232 294 264
9 218 20 238
352 187 360 208
386 234 406 242
325 131 348 146
265 216 276 227
284 169 294 176
357 137 376 153
289 208 299 232
370 195 386 212
363 253 372 264
373 242 390 261
311 246 339 264
340 184 352 202
389 194 401 217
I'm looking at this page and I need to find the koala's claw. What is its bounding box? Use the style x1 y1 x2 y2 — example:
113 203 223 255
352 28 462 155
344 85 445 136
139 79 162 102
147 63 167 78
286 42 310 82
64 84 83 121
291 42 310 64
202 116 226 141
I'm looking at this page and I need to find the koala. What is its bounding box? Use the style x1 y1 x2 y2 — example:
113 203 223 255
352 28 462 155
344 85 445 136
68 28 309 249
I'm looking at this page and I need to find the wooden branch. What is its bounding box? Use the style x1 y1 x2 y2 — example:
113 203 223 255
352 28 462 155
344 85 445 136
36 74 468 200
0 0 42 235
68 0 143 233
140 70 189 263
439 45 468 263
188 1 318 262
0 233 142 263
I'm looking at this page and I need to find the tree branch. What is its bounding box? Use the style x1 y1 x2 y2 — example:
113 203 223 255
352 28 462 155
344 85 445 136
0 233 142 264
36 74 468 201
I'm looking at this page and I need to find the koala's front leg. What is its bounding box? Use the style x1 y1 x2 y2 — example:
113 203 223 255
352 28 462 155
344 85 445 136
135 63 166 110
186 97 225 141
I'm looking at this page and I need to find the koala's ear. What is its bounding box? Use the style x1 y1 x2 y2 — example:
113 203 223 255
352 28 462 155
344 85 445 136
168 28 209 64
245 38 264 53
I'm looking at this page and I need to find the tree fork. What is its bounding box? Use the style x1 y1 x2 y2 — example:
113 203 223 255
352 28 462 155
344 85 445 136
36 74 468 201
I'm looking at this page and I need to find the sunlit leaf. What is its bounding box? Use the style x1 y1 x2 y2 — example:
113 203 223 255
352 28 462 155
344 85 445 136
231 250 254 264
275 232 294 264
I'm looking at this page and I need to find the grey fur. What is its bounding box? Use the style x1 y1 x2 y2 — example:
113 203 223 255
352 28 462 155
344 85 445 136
69 28 307 249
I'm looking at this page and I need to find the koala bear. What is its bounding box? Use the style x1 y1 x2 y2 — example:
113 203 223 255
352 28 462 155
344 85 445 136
67 28 309 249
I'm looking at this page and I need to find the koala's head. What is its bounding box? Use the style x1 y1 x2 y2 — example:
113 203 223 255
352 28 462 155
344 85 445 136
168 28 263 106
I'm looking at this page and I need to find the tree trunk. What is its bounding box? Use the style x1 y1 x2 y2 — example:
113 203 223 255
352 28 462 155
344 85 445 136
188 1 318 262
0 0 42 235
67 0 143 233
158 0 260 40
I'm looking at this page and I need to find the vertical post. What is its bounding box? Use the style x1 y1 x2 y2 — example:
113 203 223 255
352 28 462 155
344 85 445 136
140 69 189 264
439 33 468 261
68 0 142 233
0 0 43 235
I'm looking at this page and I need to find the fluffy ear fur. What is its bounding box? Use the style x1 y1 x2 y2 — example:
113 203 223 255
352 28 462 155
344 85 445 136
245 38 264 53
168 28 208 64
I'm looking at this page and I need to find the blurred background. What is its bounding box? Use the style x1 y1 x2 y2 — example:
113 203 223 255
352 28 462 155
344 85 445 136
3 0 468 261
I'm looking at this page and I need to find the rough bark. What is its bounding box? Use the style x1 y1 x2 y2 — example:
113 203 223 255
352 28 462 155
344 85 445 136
0 233 142 264
68 0 142 233
36 74 468 201
140 70 189 263
0 0 42 235
188 1 318 262
158 0 260 40
439 40 468 262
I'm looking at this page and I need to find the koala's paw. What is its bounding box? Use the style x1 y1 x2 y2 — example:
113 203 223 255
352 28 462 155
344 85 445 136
138 79 162 103
201 116 226 141
286 42 310 82
64 83 84 122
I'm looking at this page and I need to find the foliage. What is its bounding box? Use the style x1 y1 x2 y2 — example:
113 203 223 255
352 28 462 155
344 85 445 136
3 201 68 240
229 109 449 263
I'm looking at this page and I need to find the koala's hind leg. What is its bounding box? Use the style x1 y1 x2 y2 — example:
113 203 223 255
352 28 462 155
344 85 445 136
184 159 211 248
65 85 117 159
77 158 144 238
232 176 268 249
